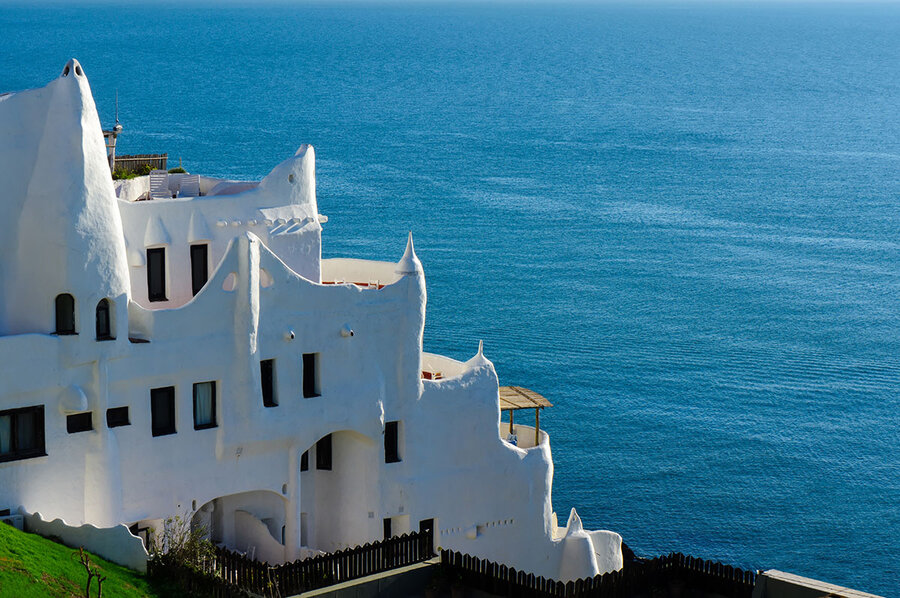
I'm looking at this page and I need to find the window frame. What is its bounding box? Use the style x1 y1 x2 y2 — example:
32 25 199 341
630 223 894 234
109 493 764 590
192 381 217 431
260 359 278 407
190 244 210 297
106 406 130 428
66 412 93 434
315 434 332 471
146 247 168 302
95 298 114 341
302 353 321 398
55 293 76 335
150 386 176 437
0 405 46 463
384 420 401 463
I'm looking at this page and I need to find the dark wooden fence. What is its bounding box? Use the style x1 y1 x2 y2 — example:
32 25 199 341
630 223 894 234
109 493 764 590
113 153 168 173
148 529 434 597
274 529 434 595
147 555 254 598
440 550 756 598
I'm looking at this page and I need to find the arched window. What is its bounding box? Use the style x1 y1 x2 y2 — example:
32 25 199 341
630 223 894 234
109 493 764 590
55 294 76 335
96 299 113 340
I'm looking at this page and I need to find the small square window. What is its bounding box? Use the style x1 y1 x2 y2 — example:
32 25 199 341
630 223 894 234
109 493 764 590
302 353 320 398
300 450 309 472
66 412 93 434
315 434 332 470
106 407 130 428
193 381 217 430
151 386 176 437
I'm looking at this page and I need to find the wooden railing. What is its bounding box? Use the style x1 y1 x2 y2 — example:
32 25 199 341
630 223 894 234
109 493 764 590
113 153 168 173
148 529 434 597
440 550 756 598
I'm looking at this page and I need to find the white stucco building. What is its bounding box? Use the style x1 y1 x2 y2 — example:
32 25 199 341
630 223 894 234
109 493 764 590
0 60 622 582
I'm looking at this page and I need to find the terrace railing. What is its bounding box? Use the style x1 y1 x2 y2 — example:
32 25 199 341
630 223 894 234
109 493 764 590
113 153 168 174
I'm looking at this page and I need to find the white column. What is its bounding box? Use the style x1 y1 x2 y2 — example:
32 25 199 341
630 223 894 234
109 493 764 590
283 447 303 560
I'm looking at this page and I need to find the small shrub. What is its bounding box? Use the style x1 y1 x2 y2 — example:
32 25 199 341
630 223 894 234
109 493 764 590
168 167 186 174
112 163 156 179
112 168 138 180
149 513 215 571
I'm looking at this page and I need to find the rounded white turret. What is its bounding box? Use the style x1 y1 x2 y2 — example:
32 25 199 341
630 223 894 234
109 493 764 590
0 59 130 336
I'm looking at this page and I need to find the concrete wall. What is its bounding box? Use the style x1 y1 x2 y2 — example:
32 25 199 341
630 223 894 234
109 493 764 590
753 570 884 598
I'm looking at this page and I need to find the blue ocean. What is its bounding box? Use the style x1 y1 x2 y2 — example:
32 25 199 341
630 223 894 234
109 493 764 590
1 2 897 594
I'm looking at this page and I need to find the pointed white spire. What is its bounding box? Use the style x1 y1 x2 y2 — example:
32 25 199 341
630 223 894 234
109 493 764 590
565 508 584 537
395 231 422 276
466 339 492 368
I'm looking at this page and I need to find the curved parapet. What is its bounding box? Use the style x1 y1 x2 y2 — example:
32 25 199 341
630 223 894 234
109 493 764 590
117 147 323 308
20 509 148 573
417 343 623 582
258 144 317 210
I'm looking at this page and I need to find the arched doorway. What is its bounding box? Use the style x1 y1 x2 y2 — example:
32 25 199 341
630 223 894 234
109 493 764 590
193 490 288 564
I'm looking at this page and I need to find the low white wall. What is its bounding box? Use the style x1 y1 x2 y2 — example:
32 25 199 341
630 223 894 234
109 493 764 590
421 352 467 379
21 509 148 572
321 258 402 287
114 175 149 201
498 423 547 450
234 509 286 565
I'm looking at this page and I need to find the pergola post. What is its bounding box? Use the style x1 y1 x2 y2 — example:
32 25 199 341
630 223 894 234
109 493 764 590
499 386 551 447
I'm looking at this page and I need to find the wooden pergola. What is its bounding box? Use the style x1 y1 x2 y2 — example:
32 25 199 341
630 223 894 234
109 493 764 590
499 386 552 446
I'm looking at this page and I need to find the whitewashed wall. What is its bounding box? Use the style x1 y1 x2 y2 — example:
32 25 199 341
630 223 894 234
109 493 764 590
0 61 622 582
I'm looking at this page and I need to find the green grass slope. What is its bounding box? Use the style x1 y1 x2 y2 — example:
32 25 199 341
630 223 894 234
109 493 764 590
0 521 168 597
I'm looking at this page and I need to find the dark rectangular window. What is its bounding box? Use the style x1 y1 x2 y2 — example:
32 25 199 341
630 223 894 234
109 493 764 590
151 386 176 437
55 294 76 335
385 421 400 463
300 450 309 472
261 359 277 407
302 353 320 398
190 244 209 296
419 518 434 535
0 406 45 463
106 406 130 428
315 434 332 470
193 381 216 430
147 247 167 302
383 518 392 540
66 412 93 434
